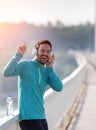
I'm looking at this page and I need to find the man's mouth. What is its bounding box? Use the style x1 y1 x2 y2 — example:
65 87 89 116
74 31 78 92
41 55 48 59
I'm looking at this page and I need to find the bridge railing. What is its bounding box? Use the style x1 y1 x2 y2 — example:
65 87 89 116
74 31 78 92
0 52 87 130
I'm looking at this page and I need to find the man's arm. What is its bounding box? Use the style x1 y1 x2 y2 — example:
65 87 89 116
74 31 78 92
46 54 63 91
2 43 26 77
47 67 63 91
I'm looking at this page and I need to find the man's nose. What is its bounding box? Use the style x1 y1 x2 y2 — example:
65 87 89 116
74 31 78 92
43 52 48 55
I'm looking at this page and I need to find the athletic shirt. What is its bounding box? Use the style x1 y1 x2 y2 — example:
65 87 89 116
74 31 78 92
3 53 63 120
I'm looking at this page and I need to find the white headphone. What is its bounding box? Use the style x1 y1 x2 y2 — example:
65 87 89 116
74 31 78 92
32 48 37 55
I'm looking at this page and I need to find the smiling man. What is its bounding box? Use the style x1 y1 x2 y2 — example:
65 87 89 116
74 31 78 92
3 40 63 130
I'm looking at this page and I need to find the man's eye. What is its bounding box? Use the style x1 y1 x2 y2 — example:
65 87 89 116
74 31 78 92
40 50 51 54
47 51 51 54
41 50 45 53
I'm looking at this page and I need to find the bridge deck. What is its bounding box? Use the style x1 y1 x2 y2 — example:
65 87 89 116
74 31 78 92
68 61 96 130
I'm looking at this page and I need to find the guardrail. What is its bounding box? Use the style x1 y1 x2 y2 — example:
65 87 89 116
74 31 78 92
0 53 87 130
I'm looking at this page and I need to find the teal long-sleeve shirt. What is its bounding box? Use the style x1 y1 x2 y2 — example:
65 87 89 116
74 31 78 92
3 53 63 120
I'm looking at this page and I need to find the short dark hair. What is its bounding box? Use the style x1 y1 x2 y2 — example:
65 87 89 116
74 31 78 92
35 40 52 51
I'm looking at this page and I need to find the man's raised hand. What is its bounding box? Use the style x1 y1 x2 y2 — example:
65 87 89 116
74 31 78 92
17 43 26 55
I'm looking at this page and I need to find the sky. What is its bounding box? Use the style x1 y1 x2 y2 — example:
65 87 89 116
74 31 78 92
0 0 95 25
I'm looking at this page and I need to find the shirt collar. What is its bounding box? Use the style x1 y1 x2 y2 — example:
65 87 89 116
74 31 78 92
32 59 45 67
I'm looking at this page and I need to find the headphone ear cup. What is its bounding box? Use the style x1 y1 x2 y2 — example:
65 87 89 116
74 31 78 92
32 48 37 55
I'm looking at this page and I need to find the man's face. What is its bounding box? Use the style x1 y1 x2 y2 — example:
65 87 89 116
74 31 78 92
36 44 51 64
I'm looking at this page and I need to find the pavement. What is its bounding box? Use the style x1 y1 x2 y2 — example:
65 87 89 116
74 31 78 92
68 60 96 130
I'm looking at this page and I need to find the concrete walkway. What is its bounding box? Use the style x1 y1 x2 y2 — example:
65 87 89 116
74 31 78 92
68 61 96 130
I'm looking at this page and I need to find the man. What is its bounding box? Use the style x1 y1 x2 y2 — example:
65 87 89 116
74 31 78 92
3 40 63 130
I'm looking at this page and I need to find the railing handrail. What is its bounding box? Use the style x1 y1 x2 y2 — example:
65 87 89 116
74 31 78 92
0 110 19 130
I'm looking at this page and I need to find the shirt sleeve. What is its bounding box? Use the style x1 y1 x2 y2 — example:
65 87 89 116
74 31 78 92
2 53 23 77
46 67 63 91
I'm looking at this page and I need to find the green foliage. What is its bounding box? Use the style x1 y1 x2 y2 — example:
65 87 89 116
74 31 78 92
0 22 94 51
